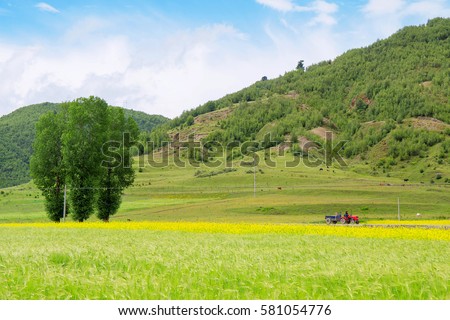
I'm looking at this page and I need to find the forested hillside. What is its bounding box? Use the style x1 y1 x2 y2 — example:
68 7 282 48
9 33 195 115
0 103 168 188
2 18 450 189
149 18 450 180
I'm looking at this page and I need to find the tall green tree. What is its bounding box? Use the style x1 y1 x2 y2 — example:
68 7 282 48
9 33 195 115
61 97 109 222
296 60 305 71
96 108 139 221
30 111 67 222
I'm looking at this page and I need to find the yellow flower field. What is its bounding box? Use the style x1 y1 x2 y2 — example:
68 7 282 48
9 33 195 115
368 219 450 225
2 221 449 241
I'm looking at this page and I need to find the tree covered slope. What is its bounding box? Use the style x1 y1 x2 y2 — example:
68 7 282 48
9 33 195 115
153 18 449 179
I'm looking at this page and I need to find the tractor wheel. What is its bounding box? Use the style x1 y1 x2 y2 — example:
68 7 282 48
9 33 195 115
355 220 360 224
340 218 346 224
326 218 332 225
333 221 337 224
350 219 355 224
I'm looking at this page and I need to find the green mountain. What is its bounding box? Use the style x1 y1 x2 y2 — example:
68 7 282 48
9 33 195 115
0 102 169 188
2 18 450 189
152 18 450 181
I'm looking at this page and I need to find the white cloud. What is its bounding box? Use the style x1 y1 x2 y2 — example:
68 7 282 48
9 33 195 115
256 0 338 26
2 1 448 119
264 21 342 69
64 16 111 43
0 21 262 118
35 2 60 14
363 0 450 18
403 0 450 17
363 0 405 15
0 5 346 118
312 1 339 25
256 0 299 12
361 0 450 38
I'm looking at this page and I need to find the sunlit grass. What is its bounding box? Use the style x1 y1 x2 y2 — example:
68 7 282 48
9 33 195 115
0 226 448 300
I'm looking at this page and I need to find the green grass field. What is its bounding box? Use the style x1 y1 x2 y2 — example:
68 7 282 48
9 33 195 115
1 152 449 223
0 153 449 299
0 225 448 299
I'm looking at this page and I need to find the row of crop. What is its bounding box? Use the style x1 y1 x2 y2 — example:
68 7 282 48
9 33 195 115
2 221 449 241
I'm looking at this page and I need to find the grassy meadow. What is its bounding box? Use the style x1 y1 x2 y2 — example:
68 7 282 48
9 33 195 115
1 152 449 223
0 152 449 299
0 222 448 299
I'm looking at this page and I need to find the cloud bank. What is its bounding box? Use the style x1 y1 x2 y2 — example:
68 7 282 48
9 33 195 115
0 1 449 119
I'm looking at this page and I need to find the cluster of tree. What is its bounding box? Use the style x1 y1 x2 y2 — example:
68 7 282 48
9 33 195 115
387 128 444 160
0 102 168 189
0 103 59 188
121 109 168 132
30 97 139 222
343 120 397 157
137 126 171 154
440 138 450 163
205 97 295 144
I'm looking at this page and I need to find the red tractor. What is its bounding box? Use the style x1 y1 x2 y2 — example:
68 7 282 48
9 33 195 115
325 213 360 224
340 214 359 224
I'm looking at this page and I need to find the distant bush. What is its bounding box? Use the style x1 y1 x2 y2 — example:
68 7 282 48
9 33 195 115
195 168 237 178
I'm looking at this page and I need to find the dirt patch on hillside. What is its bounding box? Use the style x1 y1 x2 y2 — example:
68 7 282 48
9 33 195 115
362 120 386 128
171 131 209 142
285 91 299 99
274 142 291 152
298 136 318 150
310 127 335 140
350 94 372 110
405 117 449 131
194 107 233 124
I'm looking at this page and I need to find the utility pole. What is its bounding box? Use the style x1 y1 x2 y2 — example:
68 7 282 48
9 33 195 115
63 184 67 222
253 163 256 197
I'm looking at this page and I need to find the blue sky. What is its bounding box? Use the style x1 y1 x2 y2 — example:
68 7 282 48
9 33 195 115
1 0 449 118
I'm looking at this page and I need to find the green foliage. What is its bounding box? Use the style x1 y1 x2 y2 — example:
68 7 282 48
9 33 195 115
138 126 170 154
121 109 168 132
62 97 110 221
388 128 444 160
97 108 139 221
194 168 237 178
30 111 67 221
296 60 305 71
0 103 168 189
344 120 397 157
185 115 195 127
0 103 59 188
30 96 139 222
